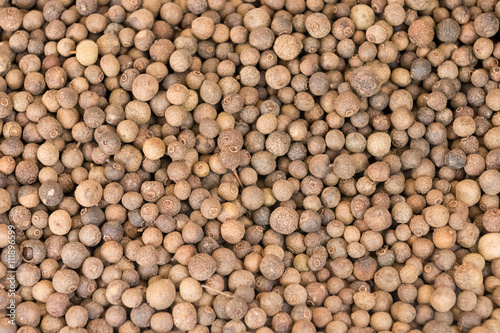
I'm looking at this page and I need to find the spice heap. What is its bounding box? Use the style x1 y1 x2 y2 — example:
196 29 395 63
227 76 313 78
2 0 500 332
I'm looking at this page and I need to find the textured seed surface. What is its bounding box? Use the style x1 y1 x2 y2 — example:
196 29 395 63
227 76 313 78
3 0 500 332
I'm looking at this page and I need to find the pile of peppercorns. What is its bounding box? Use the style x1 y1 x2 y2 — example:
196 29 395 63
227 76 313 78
2 0 500 332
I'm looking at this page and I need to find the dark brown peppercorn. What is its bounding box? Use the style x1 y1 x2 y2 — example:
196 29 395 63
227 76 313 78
350 66 380 97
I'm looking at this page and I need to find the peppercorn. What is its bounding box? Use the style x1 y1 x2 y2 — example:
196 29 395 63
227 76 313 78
2 0 500 330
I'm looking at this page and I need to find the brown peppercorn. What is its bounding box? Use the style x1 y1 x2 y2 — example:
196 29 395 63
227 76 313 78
52 269 79 294
474 13 499 38
273 34 302 61
219 219 244 245
75 180 103 207
350 66 381 97
260 254 285 280
146 279 176 310
364 206 392 231
188 253 217 281
132 74 159 102
270 207 299 235
408 19 435 47
334 91 360 117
